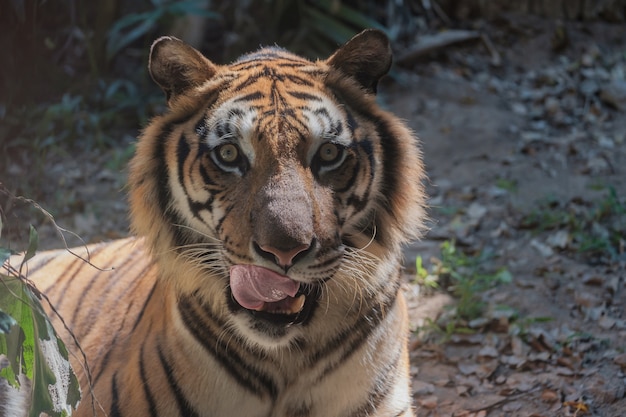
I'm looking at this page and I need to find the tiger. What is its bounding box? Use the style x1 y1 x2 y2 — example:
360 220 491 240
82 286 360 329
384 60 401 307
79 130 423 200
5 29 426 417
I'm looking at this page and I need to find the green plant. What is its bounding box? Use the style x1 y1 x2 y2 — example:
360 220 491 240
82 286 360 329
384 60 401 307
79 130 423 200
414 316 475 343
495 178 517 192
520 186 626 262
226 0 387 59
414 255 439 289
507 314 553 339
1 76 162 157
0 225 81 416
106 0 219 61
414 241 512 340
435 241 512 320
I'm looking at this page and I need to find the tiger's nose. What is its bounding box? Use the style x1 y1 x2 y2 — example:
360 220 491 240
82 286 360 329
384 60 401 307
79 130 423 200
255 242 313 270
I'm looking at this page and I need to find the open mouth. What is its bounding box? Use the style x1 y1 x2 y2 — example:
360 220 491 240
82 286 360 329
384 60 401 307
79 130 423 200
246 284 319 325
229 264 319 326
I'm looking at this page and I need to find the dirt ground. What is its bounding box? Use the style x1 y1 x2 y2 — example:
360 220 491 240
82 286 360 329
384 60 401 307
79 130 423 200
393 17 626 417
2 15 625 417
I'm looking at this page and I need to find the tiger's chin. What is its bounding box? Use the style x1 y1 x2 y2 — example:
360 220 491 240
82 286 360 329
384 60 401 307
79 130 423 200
228 284 321 347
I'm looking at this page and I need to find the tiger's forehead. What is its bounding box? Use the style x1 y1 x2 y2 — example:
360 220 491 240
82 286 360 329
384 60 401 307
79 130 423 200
200 49 351 150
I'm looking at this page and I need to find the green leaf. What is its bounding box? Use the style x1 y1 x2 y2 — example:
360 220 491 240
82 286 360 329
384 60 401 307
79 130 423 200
167 0 219 18
314 0 386 32
0 309 18 335
0 274 81 416
107 10 163 60
23 225 39 264
0 247 13 267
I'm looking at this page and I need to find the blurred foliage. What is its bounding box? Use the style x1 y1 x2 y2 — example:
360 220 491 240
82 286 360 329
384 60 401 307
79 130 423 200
0 0 428 160
106 0 219 61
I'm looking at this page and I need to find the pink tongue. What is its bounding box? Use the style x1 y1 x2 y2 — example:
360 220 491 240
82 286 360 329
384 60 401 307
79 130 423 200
230 265 300 310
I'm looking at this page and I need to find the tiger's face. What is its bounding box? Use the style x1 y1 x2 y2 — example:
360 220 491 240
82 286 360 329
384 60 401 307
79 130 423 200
129 31 426 347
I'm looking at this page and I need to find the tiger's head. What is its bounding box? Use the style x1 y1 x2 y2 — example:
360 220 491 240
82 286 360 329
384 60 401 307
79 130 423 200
129 30 426 347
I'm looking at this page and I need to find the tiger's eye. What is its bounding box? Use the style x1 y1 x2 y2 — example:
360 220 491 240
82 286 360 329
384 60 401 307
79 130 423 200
218 144 239 163
319 143 339 162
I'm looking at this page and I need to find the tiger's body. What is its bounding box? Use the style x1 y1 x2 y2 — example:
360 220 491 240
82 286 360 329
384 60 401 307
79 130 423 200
7 30 426 417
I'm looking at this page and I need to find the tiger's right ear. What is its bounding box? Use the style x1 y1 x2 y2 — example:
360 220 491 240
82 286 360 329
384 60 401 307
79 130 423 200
149 36 217 103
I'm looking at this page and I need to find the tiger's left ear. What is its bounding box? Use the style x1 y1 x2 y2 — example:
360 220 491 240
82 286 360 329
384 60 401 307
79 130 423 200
149 36 217 103
326 29 392 94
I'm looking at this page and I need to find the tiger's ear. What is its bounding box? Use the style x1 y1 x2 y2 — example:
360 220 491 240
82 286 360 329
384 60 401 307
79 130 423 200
326 29 392 94
149 36 217 102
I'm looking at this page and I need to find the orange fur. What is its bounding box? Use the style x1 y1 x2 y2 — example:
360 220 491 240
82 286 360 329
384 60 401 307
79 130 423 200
7 30 425 417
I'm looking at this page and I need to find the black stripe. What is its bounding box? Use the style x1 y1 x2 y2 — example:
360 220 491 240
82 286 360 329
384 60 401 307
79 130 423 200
312 281 400 379
40 255 83 297
155 125 174 218
131 279 158 332
178 295 278 399
140 337 159 417
52 243 109 311
285 74 314 87
70 241 138 324
157 343 201 417
347 347 403 417
345 110 358 135
177 134 208 228
233 73 263 92
154 127 187 248
334 159 360 194
375 117 404 232
19 253 55 278
110 373 123 417
235 91 265 102
92 313 134 384
93 273 156 384
76 250 151 340
288 91 322 101
276 61 309 69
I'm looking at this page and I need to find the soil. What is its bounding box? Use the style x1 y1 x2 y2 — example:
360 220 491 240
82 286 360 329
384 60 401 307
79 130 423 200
2 15 625 417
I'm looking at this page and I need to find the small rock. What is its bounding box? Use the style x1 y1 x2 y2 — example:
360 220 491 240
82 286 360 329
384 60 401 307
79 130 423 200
478 346 499 359
544 96 561 115
598 315 616 330
511 102 528 115
416 395 438 409
494 375 506 385
466 202 487 222
614 353 626 369
579 79 599 96
502 401 523 412
581 273 605 286
468 317 489 329
458 362 479 376
596 135 615 149
412 380 435 396
555 366 575 376
530 239 554 257
575 292 602 308
584 156 609 174
546 230 570 249
541 389 560 403
599 79 626 111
